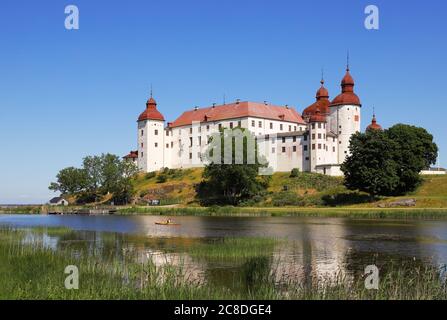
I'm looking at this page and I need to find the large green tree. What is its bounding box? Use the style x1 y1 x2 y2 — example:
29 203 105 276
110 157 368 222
49 167 88 195
341 124 438 196
49 153 138 204
195 128 270 205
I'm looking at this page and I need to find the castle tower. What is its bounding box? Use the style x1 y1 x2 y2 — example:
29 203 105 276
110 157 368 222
329 64 362 164
309 106 327 172
137 94 165 172
366 112 382 131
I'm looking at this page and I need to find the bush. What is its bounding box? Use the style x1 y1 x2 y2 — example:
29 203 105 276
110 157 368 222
156 174 167 183
290 168 300 178
145 171 156 180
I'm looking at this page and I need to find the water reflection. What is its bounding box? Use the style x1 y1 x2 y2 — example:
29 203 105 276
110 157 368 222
1 214 447 288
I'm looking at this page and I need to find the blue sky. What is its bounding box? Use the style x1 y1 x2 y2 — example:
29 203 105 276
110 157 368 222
0 0 446 204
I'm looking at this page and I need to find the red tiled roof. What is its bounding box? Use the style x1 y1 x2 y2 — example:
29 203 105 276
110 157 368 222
124 150 138 159
169 101 305 128
366 115 382 131
138 97 165 122
303 80 331 118
331 69 361 107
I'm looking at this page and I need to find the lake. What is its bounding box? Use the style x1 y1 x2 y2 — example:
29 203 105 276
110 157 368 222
1 214 447 293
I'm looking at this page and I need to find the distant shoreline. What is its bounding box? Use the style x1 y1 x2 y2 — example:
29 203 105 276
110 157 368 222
2 205 447 219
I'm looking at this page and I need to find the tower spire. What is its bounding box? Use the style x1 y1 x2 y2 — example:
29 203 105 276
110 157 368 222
150 84 153 98
346 50 350 71
321 68 324 85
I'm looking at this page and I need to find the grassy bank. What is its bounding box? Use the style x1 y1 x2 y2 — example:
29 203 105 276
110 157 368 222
0 226 446 300
118 206 447 219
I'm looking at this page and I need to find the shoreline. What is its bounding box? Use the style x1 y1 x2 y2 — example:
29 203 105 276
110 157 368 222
2 205 447 219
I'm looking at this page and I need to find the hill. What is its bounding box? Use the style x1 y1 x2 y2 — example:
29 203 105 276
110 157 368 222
131 168 447 208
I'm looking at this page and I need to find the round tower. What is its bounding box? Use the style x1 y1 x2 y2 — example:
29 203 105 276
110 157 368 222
329 64 362 164
366 112 382 131
137 94 165 172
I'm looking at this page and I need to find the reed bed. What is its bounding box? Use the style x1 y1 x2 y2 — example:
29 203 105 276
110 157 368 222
0 227 447 300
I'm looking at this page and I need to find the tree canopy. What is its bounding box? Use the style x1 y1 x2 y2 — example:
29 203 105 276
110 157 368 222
195 128 270 206
341 124 438 196
49 153 138 204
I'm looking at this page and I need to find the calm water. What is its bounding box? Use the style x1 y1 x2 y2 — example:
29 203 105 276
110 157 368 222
1 214 447 285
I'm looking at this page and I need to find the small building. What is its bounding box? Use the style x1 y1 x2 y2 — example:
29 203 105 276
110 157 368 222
123 150 138 164
48 197 69 206
421 167 446 175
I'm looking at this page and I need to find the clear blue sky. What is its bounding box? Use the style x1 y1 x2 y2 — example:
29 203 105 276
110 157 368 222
1 0 446 204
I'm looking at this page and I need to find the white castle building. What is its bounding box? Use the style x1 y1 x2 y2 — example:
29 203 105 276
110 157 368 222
125 65 382 176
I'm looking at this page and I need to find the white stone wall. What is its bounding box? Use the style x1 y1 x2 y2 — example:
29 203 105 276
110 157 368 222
329 104 361 164
309 121 328 172
138 119 165 172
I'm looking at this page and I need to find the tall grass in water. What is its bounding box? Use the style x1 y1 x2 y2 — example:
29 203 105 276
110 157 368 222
1 227 447 299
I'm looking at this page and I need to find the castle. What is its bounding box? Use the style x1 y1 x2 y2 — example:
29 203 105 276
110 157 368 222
125 65 382 176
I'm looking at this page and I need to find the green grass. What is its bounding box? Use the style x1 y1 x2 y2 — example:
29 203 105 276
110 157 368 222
1 227 447 299
188 237 279 260
118 205 447 219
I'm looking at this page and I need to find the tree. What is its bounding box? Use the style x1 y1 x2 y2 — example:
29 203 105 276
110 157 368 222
341 130 400 196
48 167 88 195
341 124 438 196
49 153 139 204
195 128 270 205
386 124 438 194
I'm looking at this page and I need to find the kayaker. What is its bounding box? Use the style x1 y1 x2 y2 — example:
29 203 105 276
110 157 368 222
167 218 172 224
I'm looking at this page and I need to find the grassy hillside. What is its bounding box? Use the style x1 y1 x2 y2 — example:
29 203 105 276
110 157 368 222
131 168 447 209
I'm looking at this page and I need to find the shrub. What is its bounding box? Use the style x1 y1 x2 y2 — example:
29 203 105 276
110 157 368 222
145 172 156 180
156 174 167 183
290 168 300 178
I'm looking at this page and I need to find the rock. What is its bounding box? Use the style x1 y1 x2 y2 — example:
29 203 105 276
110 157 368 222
377 198 416 208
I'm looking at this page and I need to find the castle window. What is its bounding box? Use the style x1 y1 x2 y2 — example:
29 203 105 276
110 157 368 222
190 128 193 134
282 147 286 153
198 136 201 146
141 152 143 157
238 120 241 127
258 121 262 128
270 122 273 129
333 137 335 142
282 137 286 143
318 144 322 149
293 146 297 152
312 144 315 150
294 126 296 131
312 123 315 129
304 145 308 151
218 124 222 130
293 136 296 142
304 135 308 141
312 134 315 140
272 147 275 154
280 124 283 130
339 141 342 144
206 125 210 131
189 137 193 147
305 156 309 160
155 129 158 135
166 144 169 148
252 120 255 127
189 153 192 159
333 147 335 152
229 122 233 129
318 123 321 129
141 143 143 148
171 141 173 148
289 125 291 131
318 133 321 139
155 143 158 147
141 130 144 136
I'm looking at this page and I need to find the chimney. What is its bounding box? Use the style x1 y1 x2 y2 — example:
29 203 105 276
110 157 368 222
194 106 199 111
264 101 268 105
212 103 216 108
236 99 240 104
285 104 289 109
